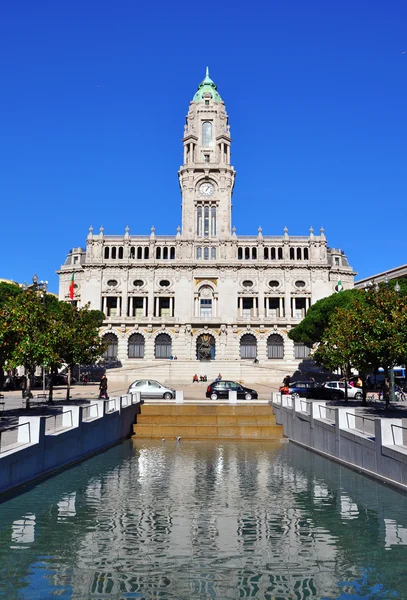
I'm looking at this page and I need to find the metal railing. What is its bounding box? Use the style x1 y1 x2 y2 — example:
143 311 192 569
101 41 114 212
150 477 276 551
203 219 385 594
346 412 375 437
391 424 407 447
45 410 73 434
300 399 312 414
318 405 336 422
104 399 117 413
82 403 99 421
0 422 31 453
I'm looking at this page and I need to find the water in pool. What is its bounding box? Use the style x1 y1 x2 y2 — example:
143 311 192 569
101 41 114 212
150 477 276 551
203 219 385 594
0 439 406 599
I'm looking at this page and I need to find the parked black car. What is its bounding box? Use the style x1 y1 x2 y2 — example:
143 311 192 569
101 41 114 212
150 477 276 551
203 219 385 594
206 380 258 400
281 381 346 401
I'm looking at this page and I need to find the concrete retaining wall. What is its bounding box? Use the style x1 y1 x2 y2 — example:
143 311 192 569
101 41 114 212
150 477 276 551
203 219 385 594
0 393 141 496
271 392 407 491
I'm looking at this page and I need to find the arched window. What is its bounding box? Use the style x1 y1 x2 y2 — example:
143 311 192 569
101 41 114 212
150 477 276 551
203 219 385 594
202 121 212 146
197 247 202 259
144 247 149 259
155 333 172 359
278 247 283 260
163 247 168 259
204 247 209 260
290 248 295 260
294 342 311 359
297 247 302 260
267 334 284 359
264 247 269 260
238 247 243 260
271 247 276 260
197 206 202 236
104 247 110 259
128 333 145 359
245 247 250 260
204 206 210 237
118 247 123 259
240 334 257 359
196 334 216 361
111 247 117 259
304 248 309 260
156 247 161 259
137 247 142 259
130 247 135 259
170 247 175 260
211 247 216 260
252 247 257 259
102 333 118 359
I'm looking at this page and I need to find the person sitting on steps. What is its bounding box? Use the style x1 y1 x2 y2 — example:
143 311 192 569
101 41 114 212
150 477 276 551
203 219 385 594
193 374 199 383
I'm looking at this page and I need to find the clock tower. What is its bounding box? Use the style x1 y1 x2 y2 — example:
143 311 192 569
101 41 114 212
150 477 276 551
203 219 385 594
178 68 236 241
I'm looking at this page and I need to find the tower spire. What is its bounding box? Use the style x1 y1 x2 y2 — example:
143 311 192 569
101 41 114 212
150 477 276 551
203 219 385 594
206 66 209 78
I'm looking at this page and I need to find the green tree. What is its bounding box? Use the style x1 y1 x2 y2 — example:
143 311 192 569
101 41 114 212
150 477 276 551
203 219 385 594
313 284 407 408
288 289 362 347
51 303 105 400
0 282 23 389
2 290 59 406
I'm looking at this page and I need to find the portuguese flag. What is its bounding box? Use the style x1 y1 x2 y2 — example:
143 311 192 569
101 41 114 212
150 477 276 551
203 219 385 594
69 273 75 300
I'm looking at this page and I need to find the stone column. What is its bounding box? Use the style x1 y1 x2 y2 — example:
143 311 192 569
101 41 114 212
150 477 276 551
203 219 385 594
169 296 173 317
155 297 159 317
279 297 284 318
143 297 147 317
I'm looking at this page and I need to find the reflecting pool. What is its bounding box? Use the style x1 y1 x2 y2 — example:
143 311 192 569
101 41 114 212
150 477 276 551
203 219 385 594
1 439 407 599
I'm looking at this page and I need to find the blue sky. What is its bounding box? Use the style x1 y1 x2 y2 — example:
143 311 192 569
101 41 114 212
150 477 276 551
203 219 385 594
1 0 406 292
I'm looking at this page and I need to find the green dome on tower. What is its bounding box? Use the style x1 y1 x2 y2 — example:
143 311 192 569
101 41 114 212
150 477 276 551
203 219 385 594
193 67 223 103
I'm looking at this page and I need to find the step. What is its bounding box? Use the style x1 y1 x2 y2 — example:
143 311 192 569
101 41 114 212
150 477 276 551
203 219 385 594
140 404 274 417
136 414 277 426
133 423 283 440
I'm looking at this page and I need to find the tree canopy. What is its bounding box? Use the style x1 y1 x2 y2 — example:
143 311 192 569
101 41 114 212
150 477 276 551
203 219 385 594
0 288 106 401
288 289 361 346
313 283 407 408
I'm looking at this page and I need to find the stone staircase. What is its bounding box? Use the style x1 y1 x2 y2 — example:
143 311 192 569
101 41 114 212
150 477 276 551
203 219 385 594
132 403 283 440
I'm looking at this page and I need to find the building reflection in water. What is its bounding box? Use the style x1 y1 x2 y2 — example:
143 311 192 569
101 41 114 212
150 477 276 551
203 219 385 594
0 440 407 598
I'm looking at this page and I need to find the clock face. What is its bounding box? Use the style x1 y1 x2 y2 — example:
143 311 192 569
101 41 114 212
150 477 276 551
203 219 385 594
199 182 214 196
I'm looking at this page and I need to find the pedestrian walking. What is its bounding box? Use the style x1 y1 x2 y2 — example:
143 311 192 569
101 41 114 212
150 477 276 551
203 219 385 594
99 375 108 399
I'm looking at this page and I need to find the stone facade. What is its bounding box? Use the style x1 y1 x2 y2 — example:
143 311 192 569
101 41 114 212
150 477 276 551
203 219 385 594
57 69 355 383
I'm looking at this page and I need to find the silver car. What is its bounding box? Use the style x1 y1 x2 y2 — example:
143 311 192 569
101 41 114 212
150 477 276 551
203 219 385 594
128 379 175 399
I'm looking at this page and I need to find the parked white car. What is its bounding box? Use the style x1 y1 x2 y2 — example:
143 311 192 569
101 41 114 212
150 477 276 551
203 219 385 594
128 379 175 399
323 381 363 399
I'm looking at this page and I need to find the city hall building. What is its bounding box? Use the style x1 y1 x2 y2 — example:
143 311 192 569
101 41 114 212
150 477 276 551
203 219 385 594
58 70 355 384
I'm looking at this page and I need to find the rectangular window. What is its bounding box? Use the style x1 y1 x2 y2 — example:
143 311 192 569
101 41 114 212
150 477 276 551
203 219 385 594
106 297 117 317
204 154 210 162
160 297 170 317
200 299 212 317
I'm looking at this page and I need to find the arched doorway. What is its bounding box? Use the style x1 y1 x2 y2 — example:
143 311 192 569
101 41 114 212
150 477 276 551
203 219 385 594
196 334 216 361
240 334 257 359
155 333 172 359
